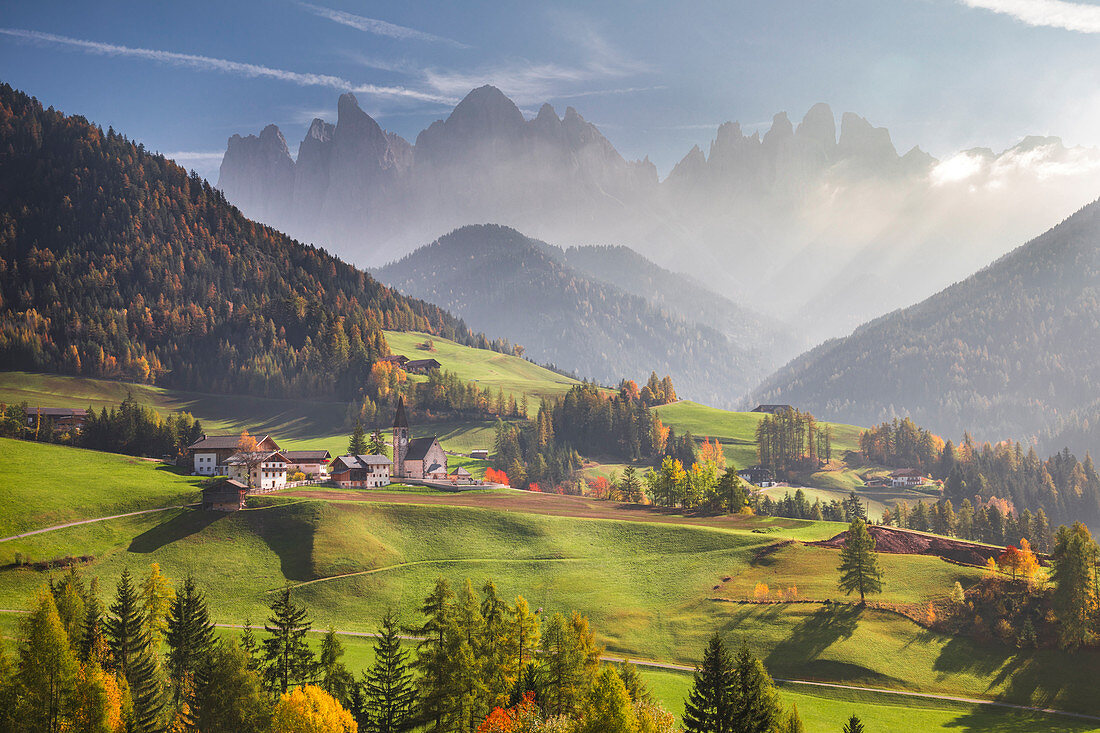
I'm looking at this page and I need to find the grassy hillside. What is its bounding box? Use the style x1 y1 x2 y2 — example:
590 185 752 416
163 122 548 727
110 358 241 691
655 400 864 468
0 437 201 537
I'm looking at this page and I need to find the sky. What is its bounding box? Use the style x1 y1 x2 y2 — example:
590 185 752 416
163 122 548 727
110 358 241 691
3 0 1100 180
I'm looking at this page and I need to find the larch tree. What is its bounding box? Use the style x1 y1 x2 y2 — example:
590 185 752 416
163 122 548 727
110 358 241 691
837 518 884 604
579 666 639 733
411 578 457 733
1050 522 1099 649
16 589 80 733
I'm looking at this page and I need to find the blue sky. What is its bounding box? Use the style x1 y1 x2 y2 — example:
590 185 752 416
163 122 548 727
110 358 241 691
3 0 1100 179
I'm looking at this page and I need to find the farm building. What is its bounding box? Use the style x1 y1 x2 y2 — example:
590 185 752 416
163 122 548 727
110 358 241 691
405 358 442 374
201 478 249 511
26 407 88 431
225 450 289 491
283 450 331 478
448 467 473 483
751 405 794 414
470 449 489 460
890 469 929 488
738 466 777 487
329 454 392 488
392 397 448 479
187 433 280 476
379 354 410 366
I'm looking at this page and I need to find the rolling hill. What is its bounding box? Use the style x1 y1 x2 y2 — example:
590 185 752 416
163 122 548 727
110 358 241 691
749 196 1100 446
376 224 762 407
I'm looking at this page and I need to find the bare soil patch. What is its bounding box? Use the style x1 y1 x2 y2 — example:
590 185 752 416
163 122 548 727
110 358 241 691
812 525 1003 566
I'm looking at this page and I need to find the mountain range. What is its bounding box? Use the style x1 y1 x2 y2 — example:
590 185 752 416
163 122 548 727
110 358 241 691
748 195 1100 449
216 86 1100 342
375 224 779 406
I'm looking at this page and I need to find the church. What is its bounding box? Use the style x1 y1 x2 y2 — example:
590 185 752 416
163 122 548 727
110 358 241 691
392 397 448 480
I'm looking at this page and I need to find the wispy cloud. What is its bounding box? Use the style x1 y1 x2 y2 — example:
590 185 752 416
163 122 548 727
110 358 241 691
297 2 468 48
163 151 225 163
0 27 454 103
961 0 1100 33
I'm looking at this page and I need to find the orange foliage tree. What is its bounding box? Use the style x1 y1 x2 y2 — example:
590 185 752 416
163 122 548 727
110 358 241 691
699 437 726 469
270 685 357 733
477 692 540 733
485 468 510 486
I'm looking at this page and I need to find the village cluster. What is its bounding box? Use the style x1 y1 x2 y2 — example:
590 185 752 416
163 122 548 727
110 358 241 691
193 398 473 511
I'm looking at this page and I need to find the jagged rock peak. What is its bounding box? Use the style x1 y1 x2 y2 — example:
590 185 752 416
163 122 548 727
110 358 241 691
763 112 794 146
535 103 559 122
306 118 335 143
447 84 525 130
796 103 836 148
838 112 897 161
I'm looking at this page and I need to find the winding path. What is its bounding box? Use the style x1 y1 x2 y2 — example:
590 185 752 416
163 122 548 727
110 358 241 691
0 504 192 544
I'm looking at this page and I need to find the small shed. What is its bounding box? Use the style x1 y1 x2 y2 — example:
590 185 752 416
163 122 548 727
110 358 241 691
469 449 489 460
201 478 249 512
448 467 473 482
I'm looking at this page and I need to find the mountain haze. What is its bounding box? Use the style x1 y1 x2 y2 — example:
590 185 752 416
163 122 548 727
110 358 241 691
748 197 1100 444
217 86 1100 342
375 224 765 406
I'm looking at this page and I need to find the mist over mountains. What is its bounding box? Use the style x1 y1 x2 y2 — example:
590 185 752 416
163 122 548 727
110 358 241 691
217 85 1100 344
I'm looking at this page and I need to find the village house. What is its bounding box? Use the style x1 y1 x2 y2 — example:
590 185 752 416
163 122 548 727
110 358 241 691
201 478 249 512
329 454 392 488
751 404 795 415
392 397 447 480
26 407 88 432
890 468 929 488
186 433 280 476
283 450 331 478
404 358 442 375
225 450 289 491
738 466 777 487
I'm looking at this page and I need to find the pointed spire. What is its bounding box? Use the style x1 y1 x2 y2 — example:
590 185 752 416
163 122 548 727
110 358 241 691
393 396 409 428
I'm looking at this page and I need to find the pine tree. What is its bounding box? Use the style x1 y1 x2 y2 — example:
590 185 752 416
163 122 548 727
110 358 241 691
620 466 644 503
165 574 215 715
730 644 780 733
363 610 417 733
683 633 734 733
79 577 107 666
262 586 317 695
193 639 270 733
349 419 368 455
16 590 80 733
240 618 261 671
105 568 163 732
452 579 488 731
837 518 884 604
412 578 457 733
480 580 515 708
843 715 865 733
317 629 355 709
367 429 389 457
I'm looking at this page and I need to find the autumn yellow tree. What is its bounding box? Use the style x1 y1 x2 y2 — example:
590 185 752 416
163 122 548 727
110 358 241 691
270 685 357 733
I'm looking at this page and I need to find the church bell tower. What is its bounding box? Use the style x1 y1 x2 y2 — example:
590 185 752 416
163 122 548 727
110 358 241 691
393 396 409 478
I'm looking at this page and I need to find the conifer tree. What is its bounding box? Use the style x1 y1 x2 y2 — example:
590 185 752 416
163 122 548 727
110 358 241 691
141 562 174 652
683 633 734 733
0 640 16 733
165 574 215 714
105 568 163 732
480 580 515 708
616 660 654 705
239 618 260 670
620 466 644 503
843 715 865 733
579 666 639 733
51 567 86 653
782 704 805 733
730 644 780 733
349 420 368 455
412 578 457 733
17 590 80 733
1050 522 1099 649
837 518 884 604
80 577 107 666
262 586 317 695
318 629 356 710
452 579 489 731
193 639 270 733
367 429 389 457
363 610 417 733
539 611 601 718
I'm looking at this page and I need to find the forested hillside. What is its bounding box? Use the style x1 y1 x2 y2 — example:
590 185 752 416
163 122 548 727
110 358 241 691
749 196 1100 444
376 224 756 406
0 83 478 400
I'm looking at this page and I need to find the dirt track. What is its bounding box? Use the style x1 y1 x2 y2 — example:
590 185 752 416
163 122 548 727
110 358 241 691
281 488 807 531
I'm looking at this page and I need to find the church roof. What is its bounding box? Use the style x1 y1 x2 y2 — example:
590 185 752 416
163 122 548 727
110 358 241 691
405 436 440 461
393 397 409 428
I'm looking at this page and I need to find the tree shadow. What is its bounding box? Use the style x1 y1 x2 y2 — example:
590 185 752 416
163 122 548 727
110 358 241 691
240 503 322 582
128 509 223 553
765 604 862 670
942 708 1099 732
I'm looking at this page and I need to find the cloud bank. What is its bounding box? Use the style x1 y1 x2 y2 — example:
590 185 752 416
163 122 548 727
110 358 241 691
961 0 1100 33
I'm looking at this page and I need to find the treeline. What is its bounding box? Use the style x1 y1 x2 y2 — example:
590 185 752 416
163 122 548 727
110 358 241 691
490 381 674 490
0 565 680 732
0 395 203 459
882 496 1054 552
0 82 510 403
754 489 867 524
754 408 834 475
859 416 1100 529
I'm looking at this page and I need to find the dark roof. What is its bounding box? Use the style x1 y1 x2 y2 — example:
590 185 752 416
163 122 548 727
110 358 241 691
393 396 409 428
283 450 331 461
405 358 441 369
405 436 440 461
330 454 392 472
225 450 288 465
751 404 794 414
31 407 88 417
380 354 409 364
449 467 472 477
202 478 248 496
187 434 278 451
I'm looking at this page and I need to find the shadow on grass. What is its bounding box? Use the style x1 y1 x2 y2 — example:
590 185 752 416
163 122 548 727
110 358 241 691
128 509 223 553
943 709 1100 732
241 502 323 582
765 604 862 671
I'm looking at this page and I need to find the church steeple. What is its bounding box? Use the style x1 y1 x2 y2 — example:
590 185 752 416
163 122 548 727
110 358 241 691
392 397 409 478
